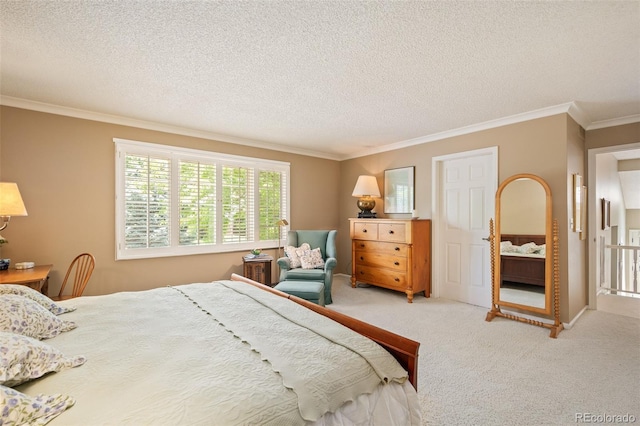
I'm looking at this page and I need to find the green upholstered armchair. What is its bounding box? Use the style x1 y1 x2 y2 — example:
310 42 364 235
277 230 337 304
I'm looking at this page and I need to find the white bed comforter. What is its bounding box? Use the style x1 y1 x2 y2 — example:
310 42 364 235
17 280 420 425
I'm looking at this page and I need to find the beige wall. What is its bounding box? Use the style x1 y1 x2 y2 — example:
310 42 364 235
0 106 341 295
565 117 586 320
340 114 582 321
500 179 546 235
585 122 640 150
2 105 609 323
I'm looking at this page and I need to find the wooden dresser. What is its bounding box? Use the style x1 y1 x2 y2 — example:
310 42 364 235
349 218 431 303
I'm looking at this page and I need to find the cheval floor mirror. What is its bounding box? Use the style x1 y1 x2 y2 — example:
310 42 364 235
485 173 563 338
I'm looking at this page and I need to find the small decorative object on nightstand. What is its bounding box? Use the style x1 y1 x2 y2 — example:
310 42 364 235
242 254 273 286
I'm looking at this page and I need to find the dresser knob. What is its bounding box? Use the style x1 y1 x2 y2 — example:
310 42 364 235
389 230 394 234
395 247 400 251
360 256 364 261
394 261 400 266
394 277 400 282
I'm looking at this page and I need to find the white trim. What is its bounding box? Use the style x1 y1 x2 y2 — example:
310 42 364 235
586 114 640 131
562 305 589 330
586 141 640 310
1 96 342 161
431 147 498 299
5 95 631 161
113 138 290 169
114 139 290 260
345 103 580 160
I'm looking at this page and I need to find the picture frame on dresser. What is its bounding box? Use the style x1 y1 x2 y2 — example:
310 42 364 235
384 167 415 214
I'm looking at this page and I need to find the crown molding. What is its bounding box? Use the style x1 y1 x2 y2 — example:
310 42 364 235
2 96 635 161
586 114 640 131
0 96 342 161
344 103 580 160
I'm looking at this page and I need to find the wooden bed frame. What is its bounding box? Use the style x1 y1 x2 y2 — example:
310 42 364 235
499 234 546 287
230 273 420 389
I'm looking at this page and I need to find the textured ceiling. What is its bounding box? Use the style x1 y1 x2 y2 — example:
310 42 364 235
1 1 639 160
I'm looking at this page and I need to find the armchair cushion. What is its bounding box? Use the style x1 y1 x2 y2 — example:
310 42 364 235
278 230 337 305
284 268 326 281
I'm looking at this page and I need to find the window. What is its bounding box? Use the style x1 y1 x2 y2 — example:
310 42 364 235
115 139 289 260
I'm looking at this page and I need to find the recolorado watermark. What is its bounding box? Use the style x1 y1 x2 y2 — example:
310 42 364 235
576 413 637 423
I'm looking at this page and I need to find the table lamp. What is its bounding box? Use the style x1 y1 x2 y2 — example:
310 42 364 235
0 182 28 232
352 175 380 218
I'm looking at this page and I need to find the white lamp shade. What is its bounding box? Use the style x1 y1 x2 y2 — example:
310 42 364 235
0 183 28 216
352 175 381 197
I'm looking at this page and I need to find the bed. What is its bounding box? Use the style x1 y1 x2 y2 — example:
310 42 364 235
1 274 421 425
499 234 546 287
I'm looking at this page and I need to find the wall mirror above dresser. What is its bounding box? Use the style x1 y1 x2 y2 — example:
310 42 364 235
485 173 563 338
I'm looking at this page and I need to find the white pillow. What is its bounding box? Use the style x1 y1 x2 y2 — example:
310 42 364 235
0 284 75 315
0 295 77 340
0 385 76 425
0 332 86 387
300 247 325 270
518 242 539 254
499 241 513 251
284 243 310 268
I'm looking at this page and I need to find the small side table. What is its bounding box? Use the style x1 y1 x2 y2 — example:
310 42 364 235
242 255 273 286
0 264 53 294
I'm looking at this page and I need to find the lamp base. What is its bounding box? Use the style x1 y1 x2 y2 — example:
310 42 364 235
357 211 377 218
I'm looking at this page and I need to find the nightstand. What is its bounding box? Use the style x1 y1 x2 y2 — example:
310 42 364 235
242 255 273 286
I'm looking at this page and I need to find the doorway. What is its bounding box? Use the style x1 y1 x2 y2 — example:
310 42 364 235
432 147 497 308
587 143 640 319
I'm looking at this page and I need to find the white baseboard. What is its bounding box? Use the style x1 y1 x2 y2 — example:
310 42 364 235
563 305 589 330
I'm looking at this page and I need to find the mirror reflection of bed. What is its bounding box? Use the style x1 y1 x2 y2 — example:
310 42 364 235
487 173 563 338
499 233 546 309
498 177 548 310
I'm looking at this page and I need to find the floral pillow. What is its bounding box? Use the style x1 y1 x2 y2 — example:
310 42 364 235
0 295 77 340
0 284 75 315
284 243 311 268
299 247 325 270
0 385 76 425
0 332 86 387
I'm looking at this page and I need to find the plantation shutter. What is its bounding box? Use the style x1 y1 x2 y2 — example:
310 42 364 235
259 170 286 240
179 161 216 246
221 165 254 244
124 154 171 249
115 138 289 260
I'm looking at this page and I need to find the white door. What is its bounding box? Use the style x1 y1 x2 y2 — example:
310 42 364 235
434 149 496 308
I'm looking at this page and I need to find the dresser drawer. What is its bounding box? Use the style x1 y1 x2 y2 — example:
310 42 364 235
349 218 431 303
352 221 378 240
352 240 408 256
378 222 408 243
354 250 408 270
355 265 407 289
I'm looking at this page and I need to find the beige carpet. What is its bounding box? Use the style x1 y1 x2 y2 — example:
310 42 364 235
328 275 640 425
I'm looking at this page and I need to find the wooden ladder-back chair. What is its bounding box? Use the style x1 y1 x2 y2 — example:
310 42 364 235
52 253 95 301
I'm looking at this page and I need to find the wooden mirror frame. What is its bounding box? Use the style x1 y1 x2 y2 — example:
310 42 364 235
485 173 563 338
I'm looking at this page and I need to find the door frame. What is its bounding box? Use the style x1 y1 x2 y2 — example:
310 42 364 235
431 147 498 299
587 142 640 309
